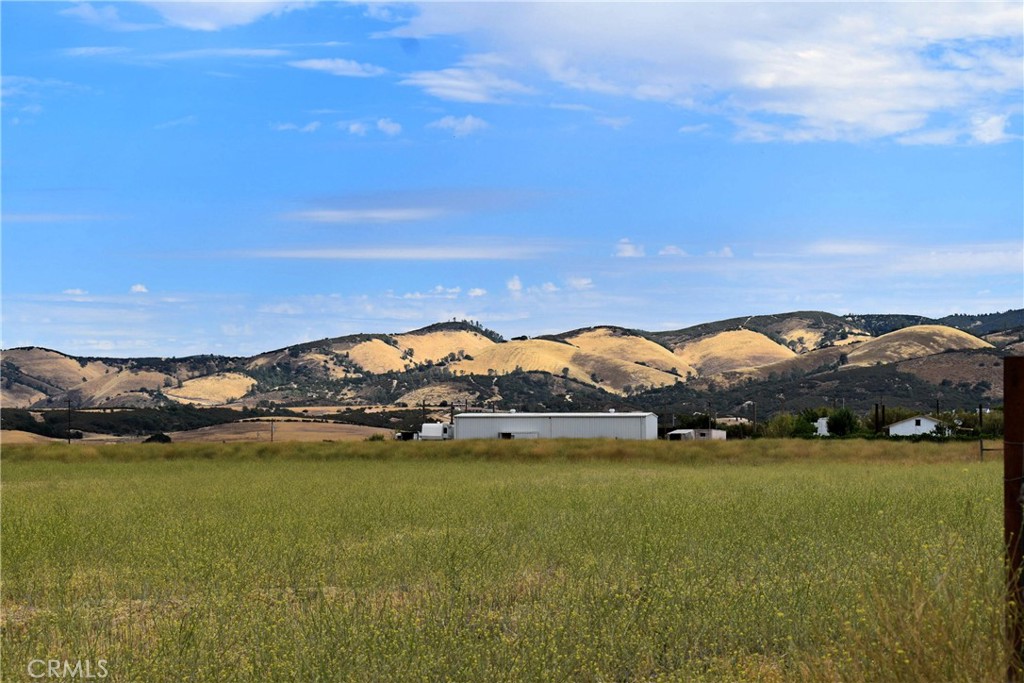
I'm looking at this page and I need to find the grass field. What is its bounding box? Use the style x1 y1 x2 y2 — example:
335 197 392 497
0 439 1011 681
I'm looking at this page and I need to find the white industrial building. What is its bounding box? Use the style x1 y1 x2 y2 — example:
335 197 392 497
446 411 658 440
887 415 944 437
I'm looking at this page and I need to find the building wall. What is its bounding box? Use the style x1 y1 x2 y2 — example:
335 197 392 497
453 413 657 440
888 417 940 436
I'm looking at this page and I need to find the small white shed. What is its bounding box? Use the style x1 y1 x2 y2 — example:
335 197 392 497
887 415 943 437
667 428 726 441
815 417 830 437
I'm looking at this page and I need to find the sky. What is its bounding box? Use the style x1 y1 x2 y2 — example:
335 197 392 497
2 1 1022 358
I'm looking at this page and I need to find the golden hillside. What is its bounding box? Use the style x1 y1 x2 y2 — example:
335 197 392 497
393 329 497 365
845 325 992 366
163 373 257 406
564 328 694 377
345 339 410 374
673 330 796 377
2 348 112 388
450 339 680 395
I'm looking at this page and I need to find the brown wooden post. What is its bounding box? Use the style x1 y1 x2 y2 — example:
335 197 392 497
1005 356 1024 681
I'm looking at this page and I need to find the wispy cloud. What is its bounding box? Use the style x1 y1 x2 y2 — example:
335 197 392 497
468 288 488 298
130 284 149 294
377 118 402 136
428 115 489 137
141 2 308 32
658 245 688 256
288 58 387 78
402 57 535 103
60 3 160 32
237 244 553 260
2 213 114 224
273 121 321 133
62 46 132 58
615 238 645 258
155 48 289 60
392 3 1023 144
154 115 198 130
283 208 446 224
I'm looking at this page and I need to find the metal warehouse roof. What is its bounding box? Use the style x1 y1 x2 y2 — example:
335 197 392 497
455 412 655 418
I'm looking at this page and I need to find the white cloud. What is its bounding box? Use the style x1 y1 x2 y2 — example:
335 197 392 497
60 3 159 31
346 121 369 136
154 115 197 130
288 58 387 78
678 124 710 135
971 113 1010 143
62 46 132 57
283 208 445 223
390 3 1023 144
468 288 487 298
274 121 320 133
615 238 645 258
659 245 688 256
62 288 88 296
805 241 883 256
143 2 308 32
596 116 631 130
403 285 462 300
401 59 535 103
708 246 734 258
541 282 560 293
130 284 149 293
238 244 552 260
428 115 489 137
566 277 594 291
258 303 303 315
155 48 288 60
506 275 523 297
377 118 402 136
153 114 197 129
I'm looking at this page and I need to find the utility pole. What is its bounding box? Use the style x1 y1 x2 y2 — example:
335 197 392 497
1004 357 1024 681
66 397 72 445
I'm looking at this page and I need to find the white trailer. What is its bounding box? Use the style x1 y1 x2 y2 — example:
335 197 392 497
452 412 657 441
416 422 455 440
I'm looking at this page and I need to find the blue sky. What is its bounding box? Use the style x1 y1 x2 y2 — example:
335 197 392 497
2 1 1022 357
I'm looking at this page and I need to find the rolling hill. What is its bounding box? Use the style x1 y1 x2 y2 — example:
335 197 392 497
2 311 1020 418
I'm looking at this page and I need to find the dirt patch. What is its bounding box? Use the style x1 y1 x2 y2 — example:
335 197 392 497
169 420 393 443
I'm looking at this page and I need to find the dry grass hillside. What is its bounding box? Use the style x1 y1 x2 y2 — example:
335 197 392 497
345 339 410 374
163 373 256 406
845 325 992 367
673 330 796 377
450 339 680 395
397 383 484 407
393 330 496 365
564 328 694 377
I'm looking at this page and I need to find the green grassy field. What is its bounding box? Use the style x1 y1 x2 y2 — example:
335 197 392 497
0 439 1011 681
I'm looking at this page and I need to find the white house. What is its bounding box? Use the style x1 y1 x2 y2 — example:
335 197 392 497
887 415 944 437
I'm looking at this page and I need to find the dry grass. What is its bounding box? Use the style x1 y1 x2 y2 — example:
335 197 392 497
393 330 496 365
346 338 409 374
163 372 257 405
673 330 796 376
1 441 1008 682
565 328 695 376
846 325 993 367
451 339 680 394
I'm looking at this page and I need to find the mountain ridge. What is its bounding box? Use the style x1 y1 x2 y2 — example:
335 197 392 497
2 309 1020 414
